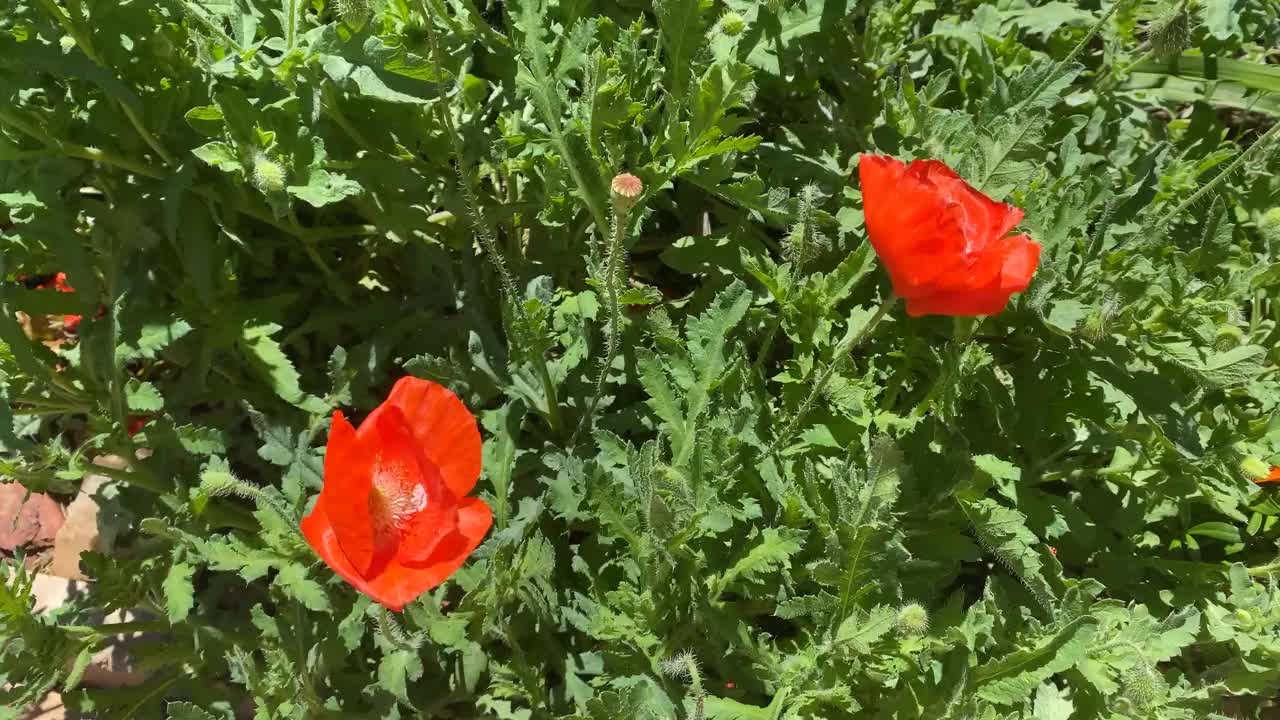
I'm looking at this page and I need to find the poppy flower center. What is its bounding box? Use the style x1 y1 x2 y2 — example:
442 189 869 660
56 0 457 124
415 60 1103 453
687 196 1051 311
368 455 429 535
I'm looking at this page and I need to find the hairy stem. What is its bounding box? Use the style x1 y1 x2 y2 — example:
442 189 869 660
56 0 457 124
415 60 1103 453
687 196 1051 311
418 0 520 306
572 207 630 444
1157 120 1280 231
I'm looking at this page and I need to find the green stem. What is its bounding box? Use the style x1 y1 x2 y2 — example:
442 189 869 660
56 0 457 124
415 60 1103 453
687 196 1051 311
769 294 898 456
572 207 630 444
1015 0 1132 114
1157 120 1280 232
533 356 563 436
418 0 520 305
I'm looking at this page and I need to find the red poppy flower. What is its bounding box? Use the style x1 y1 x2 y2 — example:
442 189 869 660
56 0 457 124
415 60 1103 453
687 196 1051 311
126 415 150 436
37 272 82 331
858 155 1041 317
300 377 491 611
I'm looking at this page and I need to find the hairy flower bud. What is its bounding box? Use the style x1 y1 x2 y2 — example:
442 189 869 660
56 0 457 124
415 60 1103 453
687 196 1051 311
611 173 643 200
1240 456 1272 481
895 602 929 637
334 0 369 23
1214 324 1244 351
719 12 746 36
252 155 286 193
1121 661 1165 708
1260 207 1280 250
1148 6 1190 58
611 172 643 213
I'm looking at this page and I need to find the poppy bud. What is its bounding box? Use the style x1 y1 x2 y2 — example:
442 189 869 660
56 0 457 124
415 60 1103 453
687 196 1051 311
719 12 746 36
335 0 369 23
1240 456 1273 481
610 172 643 213
895 602 929 637
1214 324 1244 351
1260 207 1280 250
1121 661 1164 708
252 155 286 193
1148 6 1190 58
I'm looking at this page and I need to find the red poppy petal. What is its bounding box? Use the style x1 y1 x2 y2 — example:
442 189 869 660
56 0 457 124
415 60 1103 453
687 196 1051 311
859 155 968 296
361 498 492 611
366 404 458 567
916 162 1024 252
384 377 482 497
322 411 379 577
904 287 1012 317
998 235 1040 292
300 497 381 600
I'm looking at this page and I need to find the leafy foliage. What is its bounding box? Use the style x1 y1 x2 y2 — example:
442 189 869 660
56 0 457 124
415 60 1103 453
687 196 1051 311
1 0 1280 718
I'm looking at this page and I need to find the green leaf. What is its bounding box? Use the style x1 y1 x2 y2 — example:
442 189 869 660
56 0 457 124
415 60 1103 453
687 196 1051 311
673 279 752 464
975 615 1098 704
655 0 712 100
191 141 242 173
286 169 363 208
974 455 1021 483
163 562 196 623
835 605 896 652
378 649 422 703
960 498 1057 612
1032 681 1075 720
1187 521 1241 544
1201 0 1242 40
713 528 806 595
703 693 783 720
117 320 194 362
273 563 330 612
126 380 164 412
240 323 328 413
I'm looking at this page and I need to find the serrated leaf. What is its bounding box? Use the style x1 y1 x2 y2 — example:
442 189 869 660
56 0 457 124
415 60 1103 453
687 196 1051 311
241 323 328 413
191 141 241 172
164 562 196 623
713 528 805 595
287 169 363 208
975 615 1098 704
835 605 896 653
126 380 164 412
378 648 422 703
273 563 330 612
117 320 194 361
961 497 1058 612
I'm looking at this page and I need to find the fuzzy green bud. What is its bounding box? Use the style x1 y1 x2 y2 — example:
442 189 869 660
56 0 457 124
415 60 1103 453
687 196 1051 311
895 603 930 637
252 155 286 193
1214 324 1244 351
1148 6 1190 58
1234 608 1254 624
719 12 746 36
334 0 369 23
1121 661 1164 708
1080 310 1108 342
401 18 429 49
1260 208 1280 250
1240 456 1272 481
